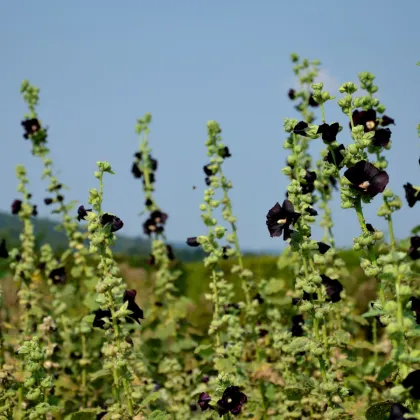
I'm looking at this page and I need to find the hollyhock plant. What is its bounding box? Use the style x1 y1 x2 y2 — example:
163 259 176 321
344 160 389 197
266 199 300 240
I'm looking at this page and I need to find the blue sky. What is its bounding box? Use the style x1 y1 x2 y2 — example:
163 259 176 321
1 0 419 252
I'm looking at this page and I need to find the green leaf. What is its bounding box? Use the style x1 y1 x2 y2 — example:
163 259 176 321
149 410 172 420
64 408 99 420
141 392 161 406
89 369 111 382
365 401 393 420
284 387 305 401
376 361 397 382
214 357 237 374
194 344 214 358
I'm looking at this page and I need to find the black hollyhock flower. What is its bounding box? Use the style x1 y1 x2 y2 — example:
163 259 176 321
389 403 414 420
288 89 296 100
57 195 64 202
11 200 22 215
321 274 343 303
101 213 124 233
402 370 420 399
77 205 92 221
266 200 300 241
0 239 9 259
186 237 200 247
205 177 211 186
216 386 247 416
123 289 144 324
381 115 395 127
143 218 163 235
166 245 175 260
49 267 66 285
21 118 41 139
190 403 198 412
150 210 168 225
134 152 142 160
32 205 38 217
317 122 340 143
317 242 330 254
301 171 317 194
92 309 112 329
150 157 158 171
410 297 420 324
292 292 318 305
203 164 215 176
372 128 391 147
145 198 153 207
131 162 142 178
366 223 375 233
404 183 420 208
325 144 345 167
201 375 210 383
344 160 389 197
222 246 231 259
290 314 304 337
44 198 53 205
306 207 318 216
219 147 231 159
49 183 62 192
198 392 212 411
351 109 377 132
308 94 319 107
408 236 420 260
293 121 308 136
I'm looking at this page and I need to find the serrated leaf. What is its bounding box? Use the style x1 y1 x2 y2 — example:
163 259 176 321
376 361 397 382
365 401 393 420
284 387 305 401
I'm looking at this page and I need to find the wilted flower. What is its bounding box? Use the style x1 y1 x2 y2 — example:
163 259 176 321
325 144 345 167
317 242 331 254
0 239 8 259
404 183 420 207
410 297 420 324
11 199 22 215
49 267 66 285
101 213 124 232
321 275 343 302
402 370 420 399
344 160 389 197
266 200 300 240
290 314 304 337
216 386 247 416
372 128 391 147
186 237 200 247
77 205 92 221
21 118 41 139
293 121 308 136
198 392 212 411
408 236 420 260
317 122 340 143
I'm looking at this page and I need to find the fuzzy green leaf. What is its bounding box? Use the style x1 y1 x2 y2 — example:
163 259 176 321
365 401 393 420
376 361 397 382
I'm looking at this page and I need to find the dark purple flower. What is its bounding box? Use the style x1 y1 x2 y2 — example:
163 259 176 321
143 218 163 235
131 162 142 178
292 291 318 305
101 213 124 233
203 164 215 176
404 183 419 208
57 195 64 202
389 403 414 420
216 386 247 416
49 183 62 192
150 210 168 225
317 242 331 254
11 200 22 215
308 94 319 107
351 109 377 132
143 173 155 185
134 152 142 160
288 89 296 100
32 205 38 217
306 207 318 216
410 297 420 324
366 223 375 233
219 147 231 159
198 392 212 411
92 309 112 329
344 160 389 197
290 314 304 337
325 144 345 167
77 205 92 221
317 122 340 143
21 118 41 139
254 293 264 304
408 236 420 260
402 370 420 399
381 115 395 127
266 200 300 241
293 121 308 137
372 128 391 147
0 239 9 259
44 198 53 205
301 170 317 194
186 237 200 247
145 198 153 207
321 274 343 303
49 267 66 285
149 157 158 171
123 289 144 324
